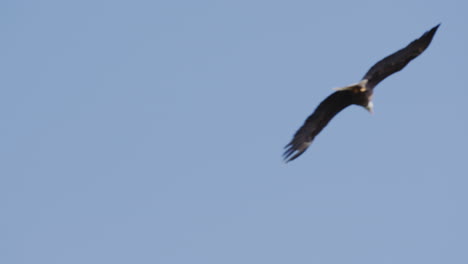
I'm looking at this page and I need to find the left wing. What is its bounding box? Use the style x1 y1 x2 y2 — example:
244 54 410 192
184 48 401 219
363 24 440 89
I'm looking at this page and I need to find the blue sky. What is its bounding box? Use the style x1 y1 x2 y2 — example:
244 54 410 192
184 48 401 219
1 1 467 263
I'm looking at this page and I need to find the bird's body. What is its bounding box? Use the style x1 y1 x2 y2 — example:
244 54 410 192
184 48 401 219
283 24 440 162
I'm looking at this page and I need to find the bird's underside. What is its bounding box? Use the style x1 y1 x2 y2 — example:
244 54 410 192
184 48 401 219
283 24 440 163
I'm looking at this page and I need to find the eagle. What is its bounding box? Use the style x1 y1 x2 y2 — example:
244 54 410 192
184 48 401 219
283 24 440 162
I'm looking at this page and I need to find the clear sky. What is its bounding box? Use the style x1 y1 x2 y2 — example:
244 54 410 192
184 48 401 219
1 1 467 263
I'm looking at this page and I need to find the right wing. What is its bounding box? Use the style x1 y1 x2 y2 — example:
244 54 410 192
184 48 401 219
283 91 355 162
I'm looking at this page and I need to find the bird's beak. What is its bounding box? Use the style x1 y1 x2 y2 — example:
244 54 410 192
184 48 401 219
366 101 374 114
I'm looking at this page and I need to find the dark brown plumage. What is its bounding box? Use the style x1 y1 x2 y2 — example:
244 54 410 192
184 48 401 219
283 24 440 162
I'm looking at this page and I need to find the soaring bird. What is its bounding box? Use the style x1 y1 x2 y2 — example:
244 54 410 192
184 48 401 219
283 24 440 162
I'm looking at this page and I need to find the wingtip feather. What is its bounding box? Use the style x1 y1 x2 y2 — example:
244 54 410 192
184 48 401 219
283 141 309 163
427 24 441 36
284 150 305 163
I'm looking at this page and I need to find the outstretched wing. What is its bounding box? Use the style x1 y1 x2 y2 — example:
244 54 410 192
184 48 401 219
363 24 440 89
283 91 355 162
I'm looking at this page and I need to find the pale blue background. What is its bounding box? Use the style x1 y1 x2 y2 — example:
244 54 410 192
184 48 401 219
1 1 467 263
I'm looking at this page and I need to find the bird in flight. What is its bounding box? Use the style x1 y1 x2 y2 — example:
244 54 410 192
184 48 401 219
283 24 440 162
